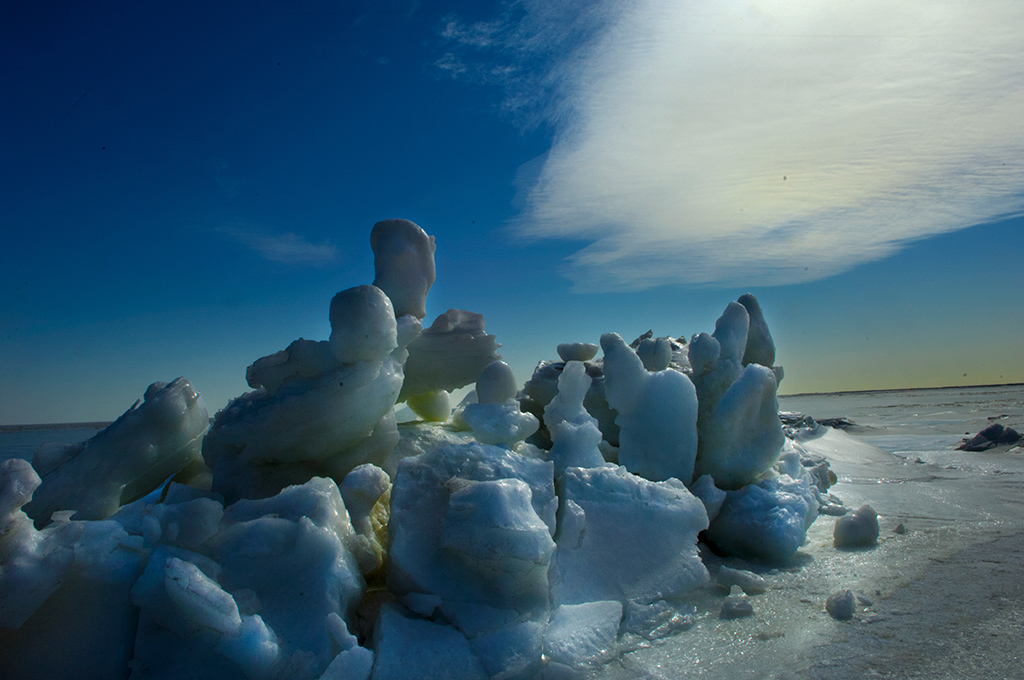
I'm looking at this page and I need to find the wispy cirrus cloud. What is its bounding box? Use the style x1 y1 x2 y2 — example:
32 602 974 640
446 0 1024 290
219 223 338 267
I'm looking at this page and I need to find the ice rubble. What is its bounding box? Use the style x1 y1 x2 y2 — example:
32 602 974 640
1 218 840 679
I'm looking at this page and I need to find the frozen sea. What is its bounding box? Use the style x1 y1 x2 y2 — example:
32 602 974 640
2 384 1022 679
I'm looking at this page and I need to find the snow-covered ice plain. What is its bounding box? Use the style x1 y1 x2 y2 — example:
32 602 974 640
1 220 1021 679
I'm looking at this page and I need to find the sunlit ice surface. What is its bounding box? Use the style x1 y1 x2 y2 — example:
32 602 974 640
594 384 1024 679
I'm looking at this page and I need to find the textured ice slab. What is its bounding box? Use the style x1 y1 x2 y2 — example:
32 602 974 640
388 444 556 637
600 333 698 484
705 473 819 563
25 378 208 524
371 219 436 320
551 465 709 607
400 309 502 401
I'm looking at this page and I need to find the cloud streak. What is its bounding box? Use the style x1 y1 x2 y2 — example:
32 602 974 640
474 0 1024 290
219 224 338 267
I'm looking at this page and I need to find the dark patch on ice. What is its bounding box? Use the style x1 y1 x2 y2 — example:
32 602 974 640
957 423 1021 451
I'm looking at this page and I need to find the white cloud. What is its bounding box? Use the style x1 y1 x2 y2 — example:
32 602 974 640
498 0 1024 290
219 224 337 266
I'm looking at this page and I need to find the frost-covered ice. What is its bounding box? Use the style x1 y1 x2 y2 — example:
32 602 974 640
3 218 1022 680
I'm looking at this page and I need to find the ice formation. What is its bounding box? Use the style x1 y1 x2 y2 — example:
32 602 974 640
24 378 209 524
0 218 843 679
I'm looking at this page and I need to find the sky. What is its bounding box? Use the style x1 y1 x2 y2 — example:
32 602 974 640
3 0 1024 425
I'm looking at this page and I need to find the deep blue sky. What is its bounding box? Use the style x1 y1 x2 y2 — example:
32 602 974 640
3 0 1023 424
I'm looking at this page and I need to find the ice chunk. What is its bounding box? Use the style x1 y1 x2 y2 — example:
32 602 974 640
1 513 145 680
329 285 399 364
380 422 476 479
404 390 451 422
371 603 488 680
203 356 404 501
25 377 208 524
476 361 519 404
388 444 556 636
695 363 785 490
711 301 749 364
455 363 539 448
543 362 605 475
720 586 754 619
550 465 709 607
455 403 540 449
556 343 598 362
543 601 623 671
131 546 282 680
833 505 879 548
0 459 83 628
468 620 544 680
737 293 775 367
400 309 502 400
689 474 726 523
245 339 337 395
825 589 856 621
716 566 769 595
370 219 436 320
635 336 672 371
211 480 366 676
520 359 620 449
706 474 819 563
600 333 699 484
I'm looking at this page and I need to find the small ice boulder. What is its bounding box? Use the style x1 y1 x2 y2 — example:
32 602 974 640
720 586 754 619
25 377 209 524
550 465 709 608
600 333 699 484
329 285 399 364
833 505 879 548
370 219 436 320
825 589 856 621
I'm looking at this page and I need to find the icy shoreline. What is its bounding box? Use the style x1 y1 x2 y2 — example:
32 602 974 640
594 422 1024 679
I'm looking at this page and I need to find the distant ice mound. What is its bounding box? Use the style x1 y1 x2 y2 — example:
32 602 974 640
1 218 838 680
